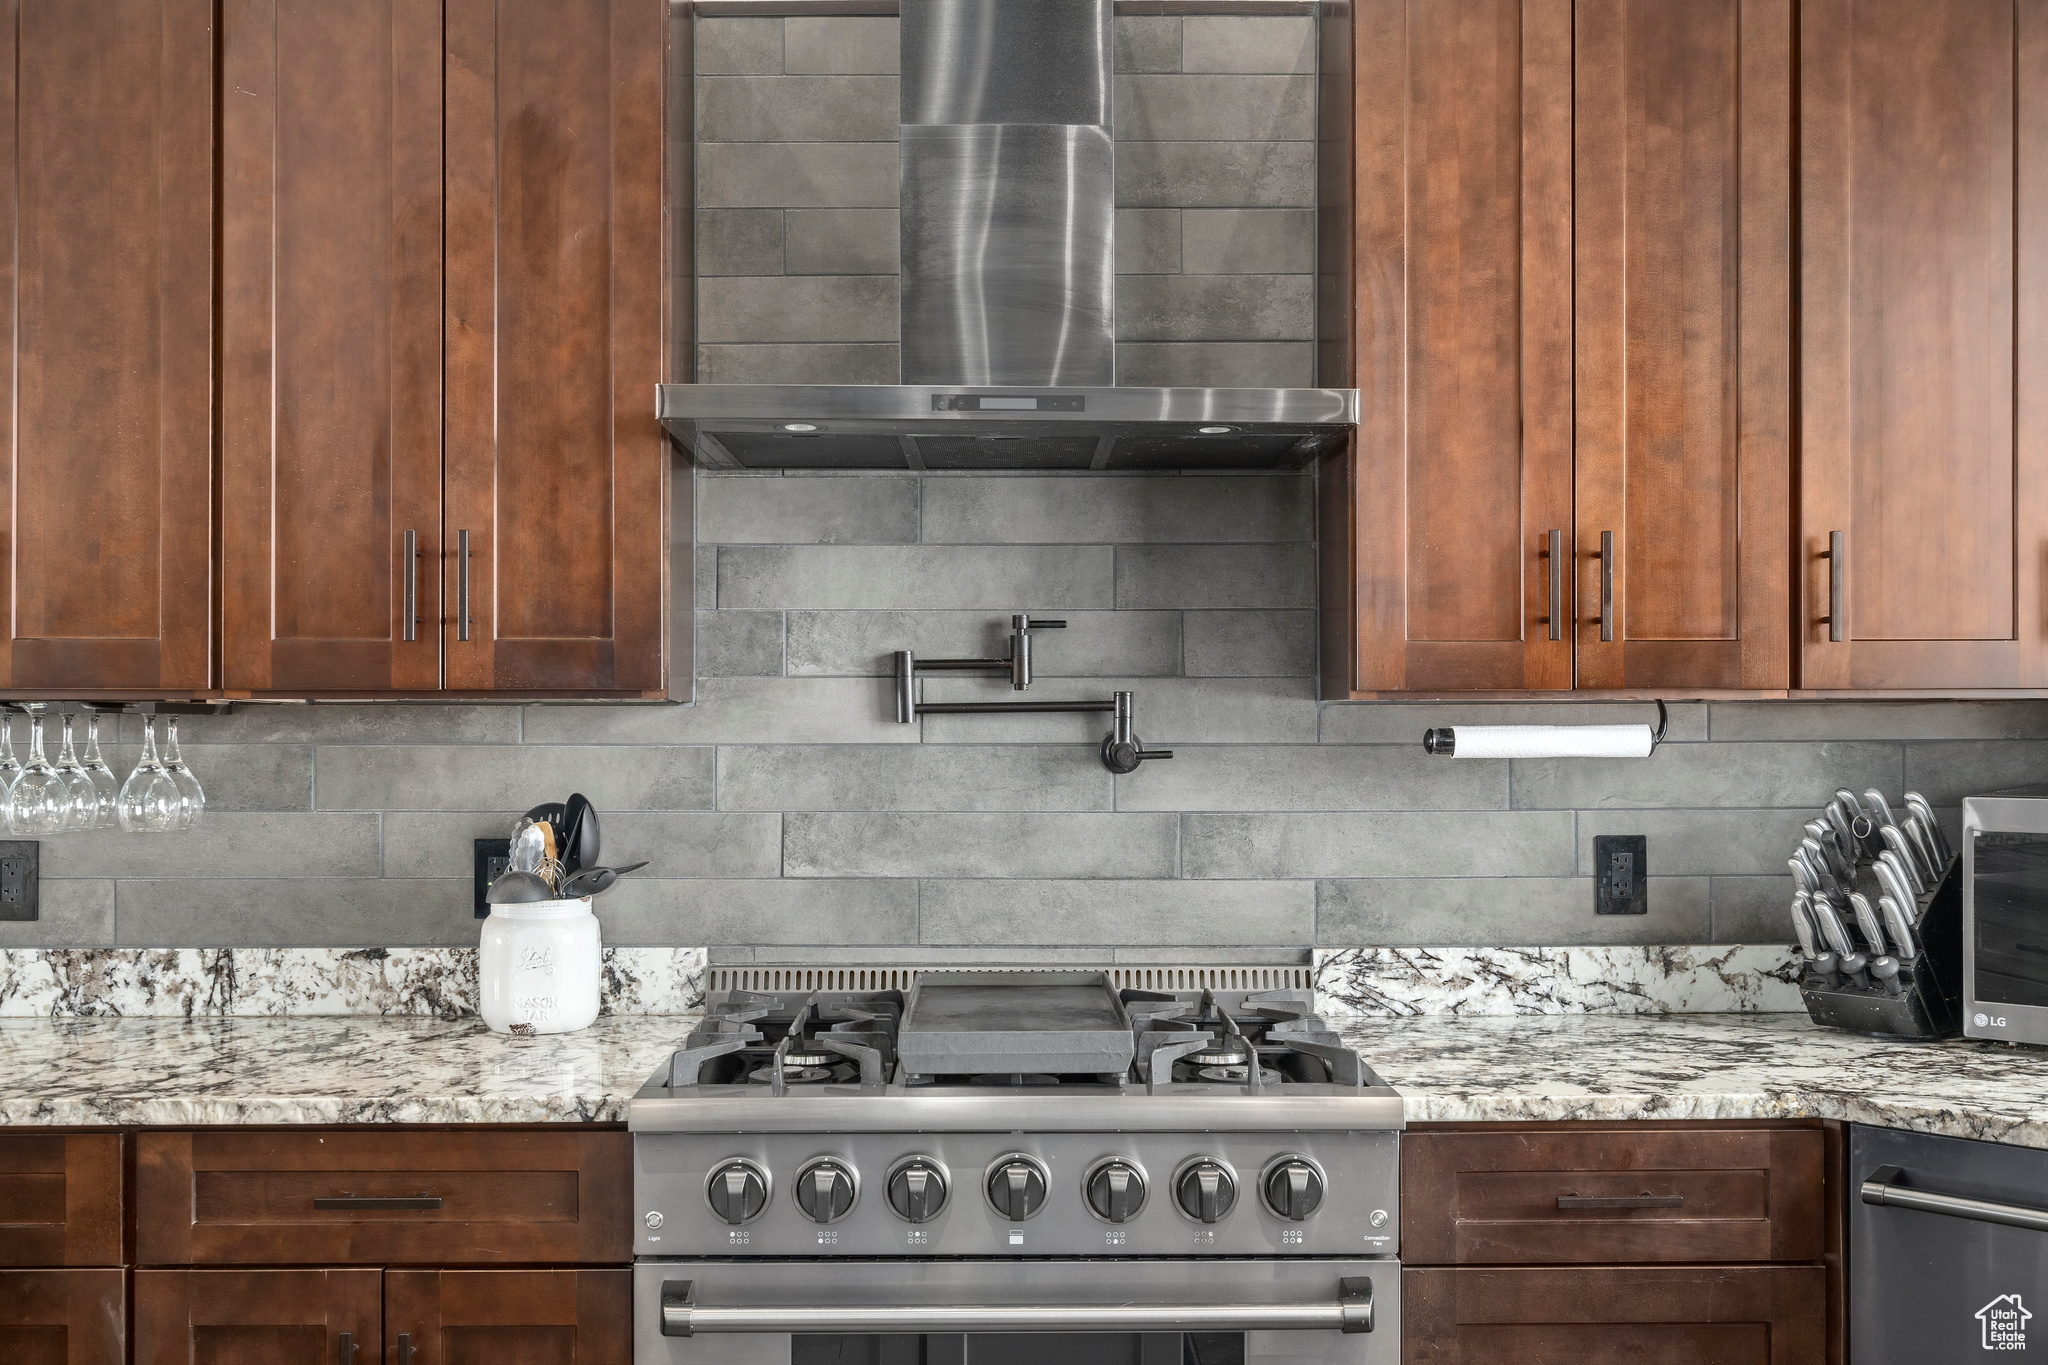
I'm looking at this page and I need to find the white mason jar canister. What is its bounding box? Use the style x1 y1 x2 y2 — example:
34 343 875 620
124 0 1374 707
479 898 601 1034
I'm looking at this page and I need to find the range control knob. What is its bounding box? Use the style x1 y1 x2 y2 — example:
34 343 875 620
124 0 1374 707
1084 1159 1148 1224
986 1155 1050 1221
705 1159 769 1225
887 1157 949 1223
793 1158 858 1223
1262 1157 1326 1221
1174 1160 1238 1224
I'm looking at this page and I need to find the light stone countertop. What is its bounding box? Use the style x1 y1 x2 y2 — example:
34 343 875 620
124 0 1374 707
1341 1012 2048 1149
4 1012 2045 1146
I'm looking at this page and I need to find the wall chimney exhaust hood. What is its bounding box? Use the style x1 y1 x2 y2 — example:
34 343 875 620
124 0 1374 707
657 0 1357 473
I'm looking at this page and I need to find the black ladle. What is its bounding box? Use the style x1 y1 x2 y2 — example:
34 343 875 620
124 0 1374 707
559 861 647 898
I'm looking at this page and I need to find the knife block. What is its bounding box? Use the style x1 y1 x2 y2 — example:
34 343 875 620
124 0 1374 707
1797 855 1963 1039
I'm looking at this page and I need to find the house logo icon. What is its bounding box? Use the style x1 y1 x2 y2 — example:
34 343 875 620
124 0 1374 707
1978 1294 2032 1350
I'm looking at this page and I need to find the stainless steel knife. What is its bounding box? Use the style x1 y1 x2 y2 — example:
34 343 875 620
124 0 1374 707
1810 897 1868 983
1903 791 1952 863
1791 896 1838 981
1863 789 1899 831
1901 812 1944 881
1801 837 1846 898
1872 855 1917 915
1805 821 1857 883
1825 800 1860 856
1848 891 1887 955
1789 856 1819 899
1879 828 1928 894
1878 893 1919 963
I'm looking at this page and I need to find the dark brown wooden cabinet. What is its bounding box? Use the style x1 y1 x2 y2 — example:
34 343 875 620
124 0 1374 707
0 1270 126 1365
1402 1126 1826 1265
215 0 669 698
387 1269 632 1364
444 0 668 695
0 1135 124 1269
1572 0 1793 692
0 0 215 695
135 1128 632 1266
1404 1265 1827 1362
219 0 446 694
133 1269 381 1365
1404 1124 1838 1363
1799 0 2048 690
1333 0 1792 697
1342 0 1574 694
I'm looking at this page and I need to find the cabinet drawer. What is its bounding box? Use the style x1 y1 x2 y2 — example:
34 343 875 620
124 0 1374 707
1403 1265 1825 1363
1402 1126 1825 1265
0 1134 124 1267
0 1268 126 1364
136 1129 629 1265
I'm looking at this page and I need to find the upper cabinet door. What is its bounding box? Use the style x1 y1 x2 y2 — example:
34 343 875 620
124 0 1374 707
0 1 213 693
1572 0 1793 691
444 0 667 695
1349 0 1575 692
220 0 445 694
1801 0 2048 689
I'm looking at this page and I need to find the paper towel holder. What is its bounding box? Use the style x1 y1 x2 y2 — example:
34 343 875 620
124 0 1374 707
1422 699 1669 756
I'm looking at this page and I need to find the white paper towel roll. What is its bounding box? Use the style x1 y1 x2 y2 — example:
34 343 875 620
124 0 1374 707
1432 724 1655 759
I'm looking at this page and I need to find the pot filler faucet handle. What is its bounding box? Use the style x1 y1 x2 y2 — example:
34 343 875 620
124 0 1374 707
1008 613 1065 690
1101 691 1173 775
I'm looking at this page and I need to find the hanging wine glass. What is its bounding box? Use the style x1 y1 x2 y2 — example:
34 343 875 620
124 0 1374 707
52 713 98 832
9 710 72 835
160 716 204 830
0 711 21 834
79 713 120 831
117 716 182 833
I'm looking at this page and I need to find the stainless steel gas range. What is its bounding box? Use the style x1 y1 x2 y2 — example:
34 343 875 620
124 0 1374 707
629 971 1405 1365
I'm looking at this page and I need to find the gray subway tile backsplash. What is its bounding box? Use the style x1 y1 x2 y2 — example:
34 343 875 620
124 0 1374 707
1179 16 1318 75
27 462 2047 953
697 75 899 143
783 16 899 75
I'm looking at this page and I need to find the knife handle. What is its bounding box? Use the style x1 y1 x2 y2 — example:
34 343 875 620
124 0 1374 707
1544 529 1563 641
1824 530 1846 642
1598 531 1615 642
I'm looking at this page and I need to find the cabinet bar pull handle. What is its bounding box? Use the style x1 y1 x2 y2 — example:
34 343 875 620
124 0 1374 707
457 529 472 642
1824 530 1846 642
403 530 418 643
1557 1193 1684 1210
1598 530 1615 642
313 1195 443 1210
397 1333 415 1365
1544 529 1563 641
338 1331 356 1365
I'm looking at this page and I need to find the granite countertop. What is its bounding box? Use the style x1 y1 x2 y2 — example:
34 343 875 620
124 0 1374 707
3 1012 2045 1146
1340 1012 2048 1149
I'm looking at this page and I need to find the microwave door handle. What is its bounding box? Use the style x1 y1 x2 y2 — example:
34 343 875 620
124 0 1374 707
1861 1165 2048 1233
661 1278 1374 1337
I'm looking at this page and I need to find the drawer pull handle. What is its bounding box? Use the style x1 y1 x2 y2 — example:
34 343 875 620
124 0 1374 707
313 1195 444 1210
338 1330 356 1365
397 1333 415 1365
1557 1193 1685 1210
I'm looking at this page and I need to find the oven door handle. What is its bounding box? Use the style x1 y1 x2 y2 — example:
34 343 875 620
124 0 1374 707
660 1277 1374 1336
1861 1165 2048 1233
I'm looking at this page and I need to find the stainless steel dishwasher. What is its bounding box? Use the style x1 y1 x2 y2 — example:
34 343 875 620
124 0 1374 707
1851 1124 2048 1361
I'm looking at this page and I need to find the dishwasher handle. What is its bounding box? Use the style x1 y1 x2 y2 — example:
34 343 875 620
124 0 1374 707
1861 1164 2048 1234
660 1277 1374 1337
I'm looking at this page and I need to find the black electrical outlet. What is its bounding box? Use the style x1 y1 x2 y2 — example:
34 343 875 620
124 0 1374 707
474 837 512 919
0 840 38 921
1594 834 1648 915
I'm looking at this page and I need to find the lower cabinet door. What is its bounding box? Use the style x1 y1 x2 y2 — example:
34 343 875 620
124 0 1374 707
387 1270 631 1364
1404 1265 1826 1363
0 1269 125 1364
133 1268 381 1365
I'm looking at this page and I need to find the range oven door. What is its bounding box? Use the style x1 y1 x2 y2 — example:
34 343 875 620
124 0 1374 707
634 1258 1398 1365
